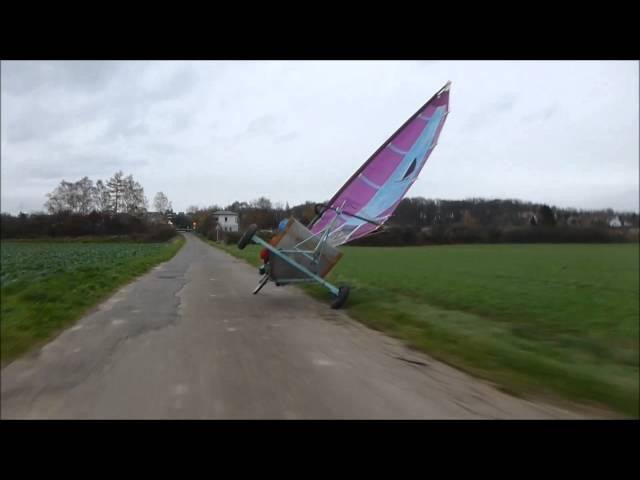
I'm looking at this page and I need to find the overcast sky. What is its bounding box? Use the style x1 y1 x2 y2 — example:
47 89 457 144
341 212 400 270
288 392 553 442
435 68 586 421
1 60 638 214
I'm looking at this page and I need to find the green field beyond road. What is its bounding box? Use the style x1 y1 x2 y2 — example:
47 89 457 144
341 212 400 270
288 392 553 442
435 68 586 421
1 237 185 365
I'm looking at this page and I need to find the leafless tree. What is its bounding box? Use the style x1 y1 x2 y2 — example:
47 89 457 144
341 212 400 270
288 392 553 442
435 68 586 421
45 178 91 214
122 174 147 214
76 176 95 214
106 171 125 213
153 192 172 213
93 180 111 213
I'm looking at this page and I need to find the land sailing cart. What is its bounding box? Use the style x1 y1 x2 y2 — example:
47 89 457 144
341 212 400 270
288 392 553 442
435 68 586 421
238 81 452 308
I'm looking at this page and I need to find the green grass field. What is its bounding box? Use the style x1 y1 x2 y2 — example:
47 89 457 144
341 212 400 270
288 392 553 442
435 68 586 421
1 236 185 365
210 238 639 416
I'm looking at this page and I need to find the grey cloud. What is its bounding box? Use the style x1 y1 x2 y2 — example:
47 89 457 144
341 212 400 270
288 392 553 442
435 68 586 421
146 142 183 155
1 61 123 96
2 61 638 214
413 61 443 72
6 114 59 143
144 68 197 102
57 61 124 92
275 131 299 143
522 104 559 123
464 94 518 130
246 114 278 136
21 152 147 181
4 62 193 146
1 61 49 95
101 119 150 142
171 110 195 133
492 95 518 113
5 103 97 144
122 123 149 137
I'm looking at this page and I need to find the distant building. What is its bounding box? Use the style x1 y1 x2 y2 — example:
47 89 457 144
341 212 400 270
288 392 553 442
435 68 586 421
609 216 626 228
566 215 579 226
212 211 239 232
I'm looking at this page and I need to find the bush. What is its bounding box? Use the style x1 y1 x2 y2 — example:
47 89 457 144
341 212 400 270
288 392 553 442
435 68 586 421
141 224 176 242
348 224 636 246
0 211 176 242
223 231 243 245
205 227 218 242
440 225 487 244
501 226 619 243
2 211 636 246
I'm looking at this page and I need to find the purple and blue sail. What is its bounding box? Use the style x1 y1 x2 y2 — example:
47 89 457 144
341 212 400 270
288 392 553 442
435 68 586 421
309 81 451 246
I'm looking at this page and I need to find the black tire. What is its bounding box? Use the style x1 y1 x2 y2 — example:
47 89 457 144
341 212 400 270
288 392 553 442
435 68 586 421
252 275 269 294
330 285 350 309
237 224 258 250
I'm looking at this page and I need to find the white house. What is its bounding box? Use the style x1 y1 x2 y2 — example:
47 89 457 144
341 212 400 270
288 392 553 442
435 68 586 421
212 211 239 232
609 216 625 228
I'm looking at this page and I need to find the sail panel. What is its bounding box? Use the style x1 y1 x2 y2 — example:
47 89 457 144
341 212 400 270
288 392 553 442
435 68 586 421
310 82 451 246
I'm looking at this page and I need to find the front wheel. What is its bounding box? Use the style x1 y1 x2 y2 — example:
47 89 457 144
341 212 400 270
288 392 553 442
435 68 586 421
237 224 258 250
331 285 350 309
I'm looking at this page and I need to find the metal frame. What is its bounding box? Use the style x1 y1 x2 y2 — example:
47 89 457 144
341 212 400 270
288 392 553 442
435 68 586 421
242 207 347 300
250 236 340 296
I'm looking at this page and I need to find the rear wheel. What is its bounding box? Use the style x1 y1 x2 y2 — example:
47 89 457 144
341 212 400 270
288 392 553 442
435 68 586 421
237 224 258 249
331 285 350 309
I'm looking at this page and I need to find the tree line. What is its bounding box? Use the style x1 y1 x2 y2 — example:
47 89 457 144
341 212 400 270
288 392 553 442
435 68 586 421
2 183 638 244
183 196 639 246
183 196 639 231
1 172 176 241
45 171 147 215
43 171 174 217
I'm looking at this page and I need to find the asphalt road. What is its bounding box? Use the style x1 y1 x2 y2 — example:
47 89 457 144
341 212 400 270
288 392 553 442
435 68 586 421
1 233 589 419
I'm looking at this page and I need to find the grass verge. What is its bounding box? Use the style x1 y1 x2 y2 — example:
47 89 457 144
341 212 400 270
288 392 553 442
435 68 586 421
1 235 185 365
200 236 638 417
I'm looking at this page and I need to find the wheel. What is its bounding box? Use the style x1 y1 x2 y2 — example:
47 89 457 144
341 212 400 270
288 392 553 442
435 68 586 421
330 285 350 309
237 224 258 249
252 275 269 294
